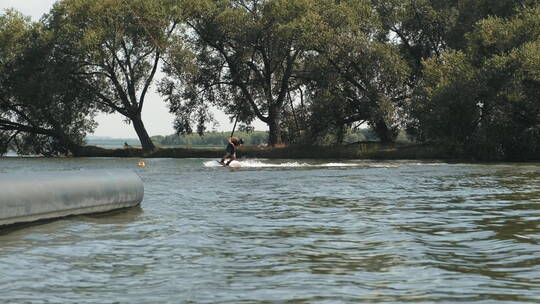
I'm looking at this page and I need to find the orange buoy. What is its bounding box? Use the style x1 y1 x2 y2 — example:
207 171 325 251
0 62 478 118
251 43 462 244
138 161 146 167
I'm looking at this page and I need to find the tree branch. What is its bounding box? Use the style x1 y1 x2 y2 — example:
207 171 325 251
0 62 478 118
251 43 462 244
192 22 268 122
0 118 57 137
138 48 160 113
275 50 299 108
121 38 139 106
95 92 130 117
104 62 134 111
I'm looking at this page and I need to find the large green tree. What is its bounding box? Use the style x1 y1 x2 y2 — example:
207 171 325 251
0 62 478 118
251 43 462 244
0 9 98 156
375 0 538 77
301 0 410 143
161 0 318 146
411 5 540 160
44 0 180 152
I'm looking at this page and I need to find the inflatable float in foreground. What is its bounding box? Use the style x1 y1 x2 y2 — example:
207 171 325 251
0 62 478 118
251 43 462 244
0 170 144 227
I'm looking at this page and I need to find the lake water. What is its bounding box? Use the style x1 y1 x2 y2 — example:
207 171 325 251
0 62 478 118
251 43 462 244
1 158 539 303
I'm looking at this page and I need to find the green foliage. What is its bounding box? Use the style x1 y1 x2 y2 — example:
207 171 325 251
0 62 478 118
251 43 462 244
411 5 540 160
2 0 539 160
411 51 480 150
0 9 31 63
0 9 98 156
43 0 181 152
376 0 537 75
161 0 319 145
301 0 410 143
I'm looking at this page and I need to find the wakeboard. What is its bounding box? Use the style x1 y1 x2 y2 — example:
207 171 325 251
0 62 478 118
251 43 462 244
217 160 229 167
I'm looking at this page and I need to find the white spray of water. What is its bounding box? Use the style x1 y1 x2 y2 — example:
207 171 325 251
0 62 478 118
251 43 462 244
204 159 363 168
203 159 445 169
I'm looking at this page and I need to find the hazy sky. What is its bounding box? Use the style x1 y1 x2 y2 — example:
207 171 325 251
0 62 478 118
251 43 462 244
1 0 266 138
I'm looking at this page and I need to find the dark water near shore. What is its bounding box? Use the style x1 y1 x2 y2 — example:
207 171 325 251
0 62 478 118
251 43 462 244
1 158 539 303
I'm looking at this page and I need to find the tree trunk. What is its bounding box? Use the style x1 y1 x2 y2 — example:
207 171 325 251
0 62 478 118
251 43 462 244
132 114 155 152
268 107 283 146
373 118 396 143
60 137 82 156
336 122 345 145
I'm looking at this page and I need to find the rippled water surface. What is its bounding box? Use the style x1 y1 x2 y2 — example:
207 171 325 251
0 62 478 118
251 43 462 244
1 158 539 303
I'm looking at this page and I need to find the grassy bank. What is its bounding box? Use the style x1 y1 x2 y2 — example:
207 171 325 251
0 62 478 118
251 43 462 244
77 142 452 160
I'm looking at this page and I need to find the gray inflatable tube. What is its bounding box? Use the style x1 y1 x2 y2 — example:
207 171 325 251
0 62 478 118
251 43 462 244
0 170 144 227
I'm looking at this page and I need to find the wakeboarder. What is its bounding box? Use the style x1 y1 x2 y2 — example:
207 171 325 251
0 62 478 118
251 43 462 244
218 137 244 166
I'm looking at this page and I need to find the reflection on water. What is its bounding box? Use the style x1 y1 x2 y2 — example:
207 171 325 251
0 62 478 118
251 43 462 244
0 158 539 303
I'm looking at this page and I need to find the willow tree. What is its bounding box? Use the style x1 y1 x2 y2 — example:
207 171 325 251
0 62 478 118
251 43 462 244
45 0 181 151
302 0 410 143
412 5 540 160
374 0 538 78
161 0 317 146
0 9 98 156
0 9 29 154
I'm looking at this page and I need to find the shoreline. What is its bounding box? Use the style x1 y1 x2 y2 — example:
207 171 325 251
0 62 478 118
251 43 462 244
4 143 538 162
75 143 453 161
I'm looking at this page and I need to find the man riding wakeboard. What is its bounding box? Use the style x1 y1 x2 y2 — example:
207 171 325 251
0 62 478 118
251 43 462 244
218 137 244 166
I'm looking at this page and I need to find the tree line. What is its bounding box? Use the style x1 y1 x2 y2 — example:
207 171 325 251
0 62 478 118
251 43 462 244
1 0 538 160
150 128 381 147
152 131 269 146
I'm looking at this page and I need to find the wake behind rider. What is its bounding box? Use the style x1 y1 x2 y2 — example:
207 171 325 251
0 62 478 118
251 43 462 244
219 137 244 166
